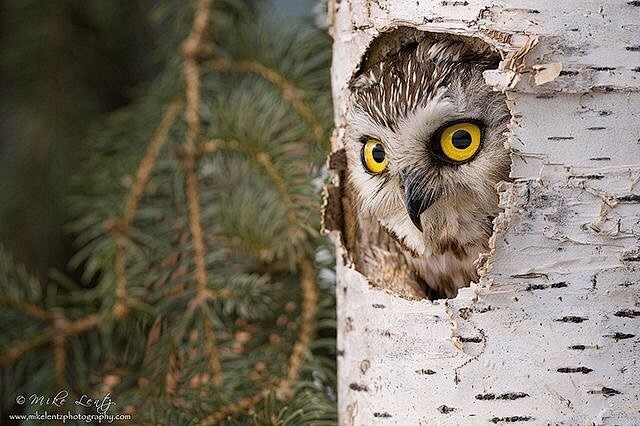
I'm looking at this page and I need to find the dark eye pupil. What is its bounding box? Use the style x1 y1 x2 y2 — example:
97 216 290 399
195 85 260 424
452 130 472 149
372 144 385 163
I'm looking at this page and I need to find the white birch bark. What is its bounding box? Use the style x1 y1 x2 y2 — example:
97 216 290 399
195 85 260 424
324 1 640 424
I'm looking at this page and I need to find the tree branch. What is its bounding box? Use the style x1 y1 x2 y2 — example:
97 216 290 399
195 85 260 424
208 58 324 141
179 0 223 387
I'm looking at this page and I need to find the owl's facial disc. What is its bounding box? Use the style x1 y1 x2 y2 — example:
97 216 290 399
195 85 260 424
399 169 441 232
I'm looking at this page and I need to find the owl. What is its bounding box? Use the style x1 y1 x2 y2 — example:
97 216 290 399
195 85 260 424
346 32 511 299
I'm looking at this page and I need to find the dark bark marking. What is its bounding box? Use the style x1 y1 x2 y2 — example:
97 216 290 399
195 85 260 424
617 194 640 203
345 317 354 332
569 344 600 350
490 416 533 423
589 157 611 161
512 272 548 279
625 46 640 51
373 412 392 418
557 367 593 374
372 303 386 309
416 368 436 375
628 1 640 6
349 382 368 391
458 307 472 319
559 70 579 76
458 305 492 319
588 66 616 71
476 393 496 400
458 336 483 343
614 309 640 318
438 405 456 414
526 281 567 291
422 16 445 24
440 0 469 5
476 392 529 401
526 284 546 290
571 174 604 180
588 387 621 397
555 316 587 323
605 332 635 341
586 127 607 131
547 136 575 141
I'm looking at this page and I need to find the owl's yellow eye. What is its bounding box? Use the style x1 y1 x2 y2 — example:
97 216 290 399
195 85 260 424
439 122 482 163
361 138 388 174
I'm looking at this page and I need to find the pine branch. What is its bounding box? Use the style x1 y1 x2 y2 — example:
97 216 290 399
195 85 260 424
1 1 336 423
179 0 223 388
200 139 305 245
0 313 100 367
207 58 324 141
182 0 212 147
0 294 52 322
197 135 320 423
112 101 182 317
0 332 52 367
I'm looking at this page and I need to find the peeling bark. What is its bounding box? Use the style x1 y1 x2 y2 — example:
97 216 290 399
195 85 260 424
325 0 640 424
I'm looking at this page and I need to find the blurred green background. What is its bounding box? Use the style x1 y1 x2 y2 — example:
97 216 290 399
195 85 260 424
0 0 324 282
1 1 336 423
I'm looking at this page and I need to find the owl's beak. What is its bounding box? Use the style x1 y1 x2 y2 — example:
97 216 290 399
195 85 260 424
400 173 440 232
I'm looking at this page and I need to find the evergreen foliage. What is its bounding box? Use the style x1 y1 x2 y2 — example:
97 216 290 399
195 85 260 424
0 0 159 279
0 1 336 424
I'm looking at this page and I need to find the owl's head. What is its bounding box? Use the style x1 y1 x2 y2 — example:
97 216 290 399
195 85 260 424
347 33 511 256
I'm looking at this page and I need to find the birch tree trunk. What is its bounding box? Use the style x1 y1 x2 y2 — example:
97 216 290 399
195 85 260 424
324 1 640 424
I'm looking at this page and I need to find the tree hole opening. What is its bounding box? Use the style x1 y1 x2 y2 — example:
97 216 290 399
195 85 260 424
341 28 512 301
